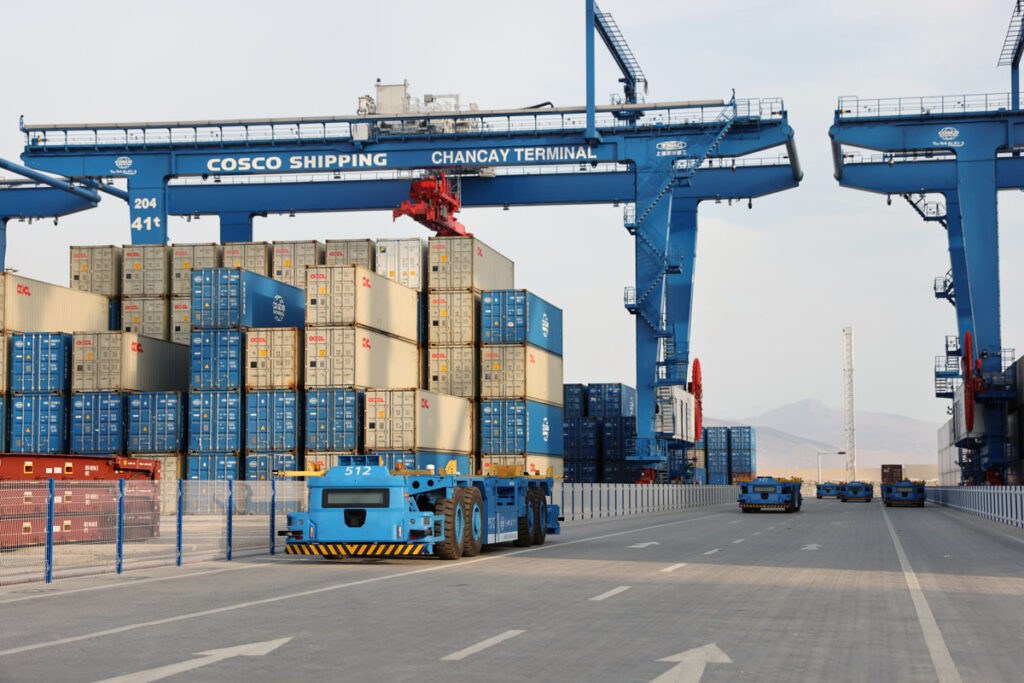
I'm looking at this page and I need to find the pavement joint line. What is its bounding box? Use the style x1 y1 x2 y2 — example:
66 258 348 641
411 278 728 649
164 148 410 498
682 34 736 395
589 585 631 601
881 505 963 683
658 563 686 573
440 630 524 661
0 511 727 658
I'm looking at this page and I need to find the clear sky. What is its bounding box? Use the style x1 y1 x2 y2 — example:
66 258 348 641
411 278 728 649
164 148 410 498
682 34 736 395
0 0 1020 424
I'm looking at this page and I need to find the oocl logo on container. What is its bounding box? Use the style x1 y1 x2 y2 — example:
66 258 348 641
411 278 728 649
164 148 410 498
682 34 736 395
541 313 550 338
272 295 286 322
541 416 550 442
15 284 30 296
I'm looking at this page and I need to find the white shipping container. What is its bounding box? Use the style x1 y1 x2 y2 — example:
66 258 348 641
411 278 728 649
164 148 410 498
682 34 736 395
69 245 122 297
153 454 182 516
245 327 302 389
170 297 192 345
305 265 418 342
123 245 171 297
122 298 170 340
480 454 563 478
72 332 189 392
305 326 419 389
427 290 477 345
171 243 222 296
654 385 696 442
364 389 472 454
0 335 6 394
222 242 271 276
0 273 110 334
325 239 375 270
480 345 563 406
427 345 476 398
427 236 514 292
952 383 987 444
272 240 326 288
375 238 426 291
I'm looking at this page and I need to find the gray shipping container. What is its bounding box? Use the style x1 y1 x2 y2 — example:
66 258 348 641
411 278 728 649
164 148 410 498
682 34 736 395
480 344 563 406
69 245 122 297
305 265 418 342
325 239 375 270
72 331 189 393
364 389 472 454
427 236 514 292
0 273 111 334
122 298 170 340
427 345 477 398
171 243 222 296
245 327 302 390
123 245 171 297
375 238 426 291
222 242 271 276
170 297 192 345
427 290 478 345
272 240 326 288
305 325 420 389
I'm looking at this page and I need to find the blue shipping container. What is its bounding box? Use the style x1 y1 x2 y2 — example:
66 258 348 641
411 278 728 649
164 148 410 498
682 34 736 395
189 391 242 453
10 333 72 394
191 268 304 329
730 448 756 475
704 426 729 451
563 416 600 460
246 390 299 451
70 393 125 455
707 451 730 474
0 396 5 452
245 453 300 480
9 394 67 454
186 455 240 480
602 416 637 461
480 400 563 456
563 383 588 417
694 468 707 485
108 299 121 332
587 383 637 419
602 460 642 483
708 472 729 486
305 389 361 453
480 289 563 355
729 426 756 450
190 330 244 390
564 460 599 483
128 392 184 453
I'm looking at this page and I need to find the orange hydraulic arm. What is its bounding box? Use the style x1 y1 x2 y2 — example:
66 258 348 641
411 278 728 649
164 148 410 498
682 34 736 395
392 172 469 236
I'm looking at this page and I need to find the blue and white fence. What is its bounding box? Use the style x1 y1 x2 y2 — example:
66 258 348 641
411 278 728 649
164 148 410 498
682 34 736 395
927 486 1024 528
554 483 737 523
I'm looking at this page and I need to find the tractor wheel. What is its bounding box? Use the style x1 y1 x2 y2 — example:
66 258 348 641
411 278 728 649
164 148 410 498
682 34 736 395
434 489 466 560
816 495 822 499
531 488 548 546
462 487 484 557
513 487 537 547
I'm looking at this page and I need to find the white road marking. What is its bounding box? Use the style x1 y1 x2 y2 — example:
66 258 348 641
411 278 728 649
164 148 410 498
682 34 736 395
93 637 291 683
703 549 721 555
440 630 524 661
752 532 762 536
652 643 732 683
0 512 729 658
659 563 687 573
881 506 962 683
727 520 740 524
629 542 661 549
801 543 822 551
731 538 745 544
589 585 631 601
767 526 776 530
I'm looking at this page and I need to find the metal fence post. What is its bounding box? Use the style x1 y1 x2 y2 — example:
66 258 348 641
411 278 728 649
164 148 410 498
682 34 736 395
45 479 54 584
590 484 594 521
176 478 183 567
116 479 125 574
226 479 234 561
270 479 277 556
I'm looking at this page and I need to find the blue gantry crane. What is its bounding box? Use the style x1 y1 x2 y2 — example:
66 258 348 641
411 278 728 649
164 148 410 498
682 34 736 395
12 1 801 468
829 3 1024 484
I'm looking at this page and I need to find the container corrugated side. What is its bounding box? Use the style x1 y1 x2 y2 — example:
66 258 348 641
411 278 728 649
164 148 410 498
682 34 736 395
602 417 637 460
122 298 170 340
152 454 182 514
10 333 71 393
70 392 125 454
1 273 110 334
245 453 300 480
170 297 192 345
72 332 189 393
9 394 68 454
171 243 222 296
563 384 588 417
272 240 326 288
190 330 243 390
479 344 563 406
0 335 6 394
587 383 637 418
305 265 417 342
426 345 476 398
479 399 563 456
122 245 171 297
0 395 6 452
427 236 514 292
305 389 361 453
186 455 240 480
222 242 271 276
427 290 478 345
244 327 301 389
481 290 563 355
128 392 184 453
245 390 299 451
563 416 599 460
564 460 598 482
375 238 425 291
325 239 375 270
304 326 419 389
188 391 242 453
191 268 304 329
602 461 642 483
69 245 122 297
480 454 563 478
364 389 472 454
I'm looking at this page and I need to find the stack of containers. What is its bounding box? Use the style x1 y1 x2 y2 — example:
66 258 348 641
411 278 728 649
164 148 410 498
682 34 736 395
705 426 730 485
170 244 222 345
121 245 172 340
325 239 375 270
689 433 707 484
363 388 473 472
272 240 325 288
588 383 639 482
188 268 305 510
375 238 427 347
728 426 757 482
244 327 303 482
561 383 599 482
222 242 272 276
303 263 419 470
69 245 122 330
478 289 564 477
9 333 72 454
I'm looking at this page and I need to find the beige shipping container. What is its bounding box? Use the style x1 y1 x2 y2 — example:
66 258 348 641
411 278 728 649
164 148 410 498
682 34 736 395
170 297 192 345
305 326 419 389
69 245 122 297
325 239 375 270
427 236 514 292
72 332 189 393
152 454 182 516
122 298 169 340
305 265 418 342
375 238 426 291
480 345 563 406
427 290 478 345
0 273 110 334
123 245 171 297
364 389 472 454
272 240 325 288
171 243 222 296
479 454 564 478
245 327 302 389
223 242 271 276
427 345 477 398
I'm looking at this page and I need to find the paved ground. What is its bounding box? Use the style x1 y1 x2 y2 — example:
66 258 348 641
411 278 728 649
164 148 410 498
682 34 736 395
1 499 1023 682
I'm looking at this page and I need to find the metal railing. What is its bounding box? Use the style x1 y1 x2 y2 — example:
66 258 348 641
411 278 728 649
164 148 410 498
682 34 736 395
837 93 1017 119
927 486 1024 528
553 483 737 523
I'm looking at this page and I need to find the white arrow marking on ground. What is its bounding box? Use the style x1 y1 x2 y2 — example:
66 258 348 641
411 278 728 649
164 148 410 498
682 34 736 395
629 542 661 549
651 643 732 683
802 543 822 551
94 637 292 683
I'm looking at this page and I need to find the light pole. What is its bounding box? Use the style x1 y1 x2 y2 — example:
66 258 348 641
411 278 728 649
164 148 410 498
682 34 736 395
817 451 847 484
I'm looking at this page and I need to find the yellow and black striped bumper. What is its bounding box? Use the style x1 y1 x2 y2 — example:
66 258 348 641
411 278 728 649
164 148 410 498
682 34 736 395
285 542 427 557
740 503 788 509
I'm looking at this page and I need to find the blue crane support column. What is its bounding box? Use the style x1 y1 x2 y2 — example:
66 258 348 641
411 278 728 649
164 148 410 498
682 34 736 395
585 0 599 143
942 193 975 343
219 212 255 242
664 196 699 383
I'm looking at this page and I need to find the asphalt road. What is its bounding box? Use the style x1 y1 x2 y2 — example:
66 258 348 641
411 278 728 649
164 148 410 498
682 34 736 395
1 499 1023 682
